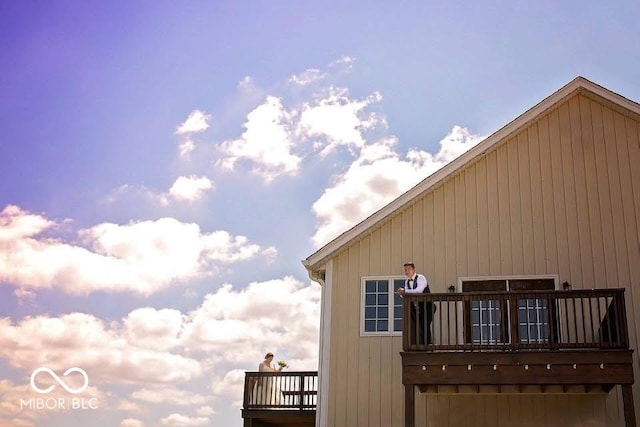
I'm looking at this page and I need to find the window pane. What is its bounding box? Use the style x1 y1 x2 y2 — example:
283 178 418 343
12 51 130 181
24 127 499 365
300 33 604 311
378 307 388 318
365 294 376 306
365 281 376 293
394 319 403 332
394 279 405 291
378 294 388 305
377 320 388 332
377 281 388 293
365 320 376 332
365 307 376 319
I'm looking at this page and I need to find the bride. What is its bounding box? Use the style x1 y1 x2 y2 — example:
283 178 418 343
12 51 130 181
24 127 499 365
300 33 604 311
251 352 285 406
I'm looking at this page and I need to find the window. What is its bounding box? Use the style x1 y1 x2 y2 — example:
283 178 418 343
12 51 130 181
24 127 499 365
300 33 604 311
361 277 406 335
461 277 557 345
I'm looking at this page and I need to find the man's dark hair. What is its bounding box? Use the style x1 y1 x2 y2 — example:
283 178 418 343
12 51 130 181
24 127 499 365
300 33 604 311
403 262 415 268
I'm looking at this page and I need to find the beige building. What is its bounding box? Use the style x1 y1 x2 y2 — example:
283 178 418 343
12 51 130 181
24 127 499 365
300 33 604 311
303 77 640 426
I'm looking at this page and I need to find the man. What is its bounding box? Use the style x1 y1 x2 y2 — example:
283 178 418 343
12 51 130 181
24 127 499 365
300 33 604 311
395 262 433 345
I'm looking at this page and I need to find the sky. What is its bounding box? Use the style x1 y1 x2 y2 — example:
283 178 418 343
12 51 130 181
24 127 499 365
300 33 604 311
1 1 639 426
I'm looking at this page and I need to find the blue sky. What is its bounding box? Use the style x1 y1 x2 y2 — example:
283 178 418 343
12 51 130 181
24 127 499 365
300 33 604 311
1 1 639 426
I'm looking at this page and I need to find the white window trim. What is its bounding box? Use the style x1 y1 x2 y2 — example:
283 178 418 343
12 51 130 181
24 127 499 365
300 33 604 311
457 274 560 291
360 275 406 337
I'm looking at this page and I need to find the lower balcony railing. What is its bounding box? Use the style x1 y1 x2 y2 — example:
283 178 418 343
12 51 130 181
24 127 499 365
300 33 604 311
242 371 318 411
403 288 629 352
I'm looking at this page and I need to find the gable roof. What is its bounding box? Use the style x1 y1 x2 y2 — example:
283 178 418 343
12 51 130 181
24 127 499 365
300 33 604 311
302 76 640 272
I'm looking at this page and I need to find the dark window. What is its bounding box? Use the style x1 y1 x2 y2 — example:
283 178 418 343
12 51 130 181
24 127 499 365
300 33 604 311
363 278 405 334
462 278 556 344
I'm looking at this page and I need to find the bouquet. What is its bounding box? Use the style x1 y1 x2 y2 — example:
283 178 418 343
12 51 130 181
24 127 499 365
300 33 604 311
277 360 288 370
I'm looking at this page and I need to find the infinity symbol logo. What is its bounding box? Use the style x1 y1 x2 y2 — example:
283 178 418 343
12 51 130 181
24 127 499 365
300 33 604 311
30 367 89 394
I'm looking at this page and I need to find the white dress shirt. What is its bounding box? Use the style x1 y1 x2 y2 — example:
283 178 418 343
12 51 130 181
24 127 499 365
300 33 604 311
403 274 429 294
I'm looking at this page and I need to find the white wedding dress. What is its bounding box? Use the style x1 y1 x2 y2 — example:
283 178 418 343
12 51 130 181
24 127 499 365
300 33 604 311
251 362 285 406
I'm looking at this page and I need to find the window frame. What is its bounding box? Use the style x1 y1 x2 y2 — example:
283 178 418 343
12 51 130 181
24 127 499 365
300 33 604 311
360 276 407 337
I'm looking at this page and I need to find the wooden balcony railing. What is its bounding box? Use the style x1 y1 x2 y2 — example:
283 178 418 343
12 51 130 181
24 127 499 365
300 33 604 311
403 288 629 352
242 371 318 411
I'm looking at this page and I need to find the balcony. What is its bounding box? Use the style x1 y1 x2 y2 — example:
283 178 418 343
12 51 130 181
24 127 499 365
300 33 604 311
241 371 317 427
401 288 635 426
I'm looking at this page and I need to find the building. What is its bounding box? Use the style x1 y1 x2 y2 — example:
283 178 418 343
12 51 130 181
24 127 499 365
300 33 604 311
301 77 640 426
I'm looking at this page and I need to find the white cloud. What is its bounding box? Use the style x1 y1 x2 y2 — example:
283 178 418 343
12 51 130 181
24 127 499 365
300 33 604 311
124 307 185 351
237 76 254 90
107 176 214 206
0 276 319 425
120 419 145 427
175 110 211 135
0 380 38 425
0 378 109 425
297 87 383 156
0 314 202 385
311 126 485 246
329 55 356 70
167 176 214 203
195 406 215 417
217 96 301 182
0 206 275 295
178 139 196 159
160 413 209 426
289 68 326 86
131 387 209 406
217 87 386 182
182 276 320 371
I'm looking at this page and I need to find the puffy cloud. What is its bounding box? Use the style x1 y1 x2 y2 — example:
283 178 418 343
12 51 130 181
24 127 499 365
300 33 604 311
311 126 485 246
124 308 185 351
0 204 52 241
178 139 196 159
120 419 145 427
160 413 208 426
0 276 320 421
130 387 209 406
0 378 108 425
167 176 214 203
182 276 320 367
329 55 356 70
175 110 211 135
289 68 326 86
107 176 214 206
217 96 301 182
217 87 385 181
0 314 202 385
195 406 215 416
0 206 275 295
297 87 382 156
0 380 38 425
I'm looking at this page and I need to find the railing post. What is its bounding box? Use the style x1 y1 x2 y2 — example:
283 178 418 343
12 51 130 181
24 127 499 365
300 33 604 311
548 294 558 349
509 295 519 349
299 373 305 410
618 290 630 349
243 373 251 409
403 297 410 351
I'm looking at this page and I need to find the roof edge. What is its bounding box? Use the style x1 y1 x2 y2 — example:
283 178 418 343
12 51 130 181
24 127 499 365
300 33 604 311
302 76 640 271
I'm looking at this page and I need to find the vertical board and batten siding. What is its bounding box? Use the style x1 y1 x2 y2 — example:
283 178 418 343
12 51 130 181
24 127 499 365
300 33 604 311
325 93 640 426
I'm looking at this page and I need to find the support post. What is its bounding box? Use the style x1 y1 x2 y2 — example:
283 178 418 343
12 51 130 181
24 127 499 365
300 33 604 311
405 384 415 427
622 384 636 427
